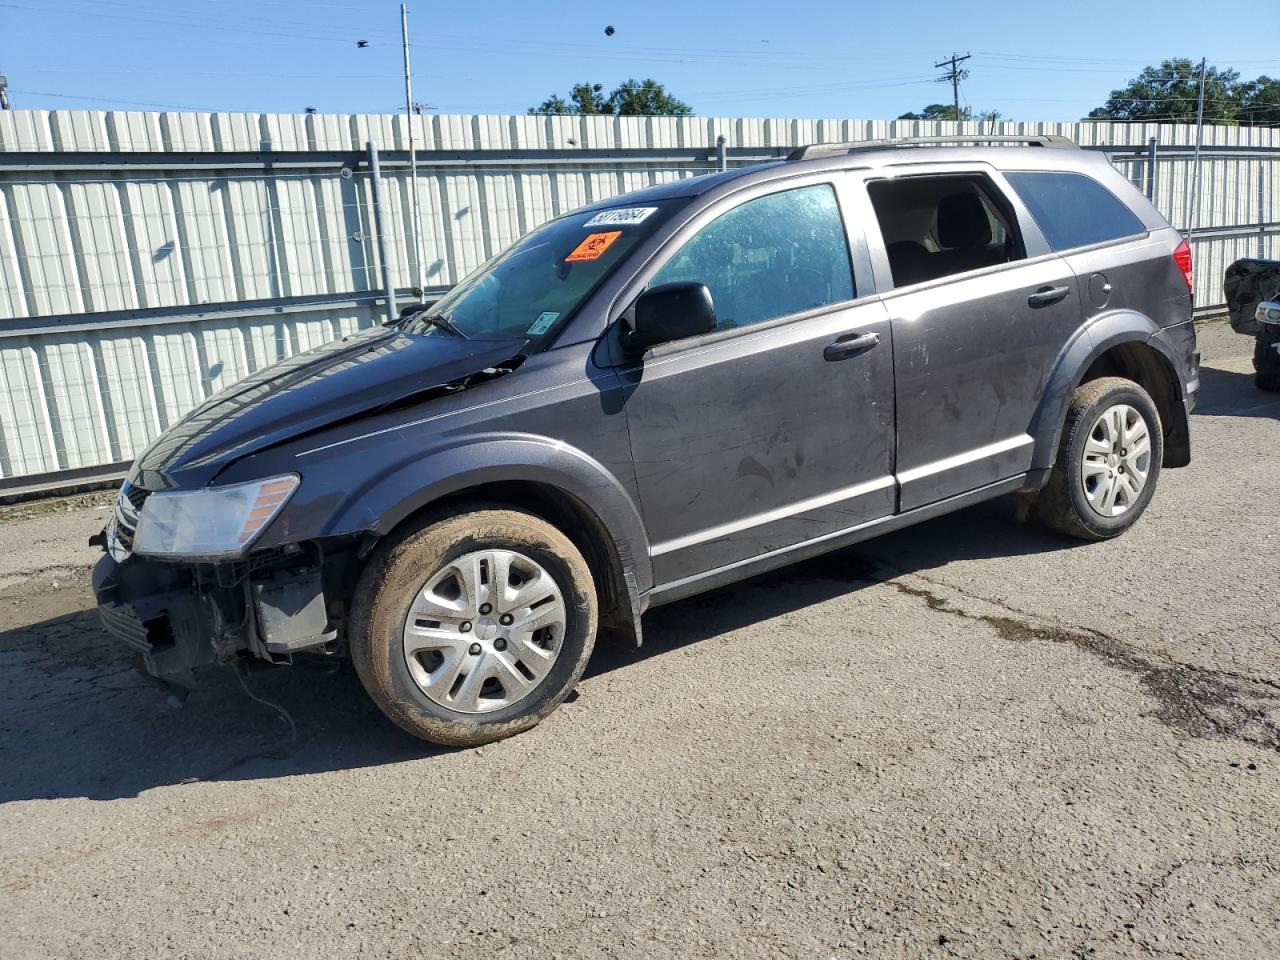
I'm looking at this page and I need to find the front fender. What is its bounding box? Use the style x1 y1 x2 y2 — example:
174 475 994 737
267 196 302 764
1029 310 1189 473
262 431 654 596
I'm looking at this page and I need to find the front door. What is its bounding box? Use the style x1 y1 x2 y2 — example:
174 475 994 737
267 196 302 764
618 182 896 588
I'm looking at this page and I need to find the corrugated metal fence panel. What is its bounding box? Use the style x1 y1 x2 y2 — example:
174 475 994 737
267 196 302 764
1 109 1278 485
0 305 381 479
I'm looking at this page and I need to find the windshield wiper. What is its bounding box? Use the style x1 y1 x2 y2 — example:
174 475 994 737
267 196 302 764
417 312 469 339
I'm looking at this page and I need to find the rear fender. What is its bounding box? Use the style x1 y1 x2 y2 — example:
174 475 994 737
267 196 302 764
1029 310 1190 475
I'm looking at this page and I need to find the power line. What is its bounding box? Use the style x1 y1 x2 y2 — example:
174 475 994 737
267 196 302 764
934 52 971 120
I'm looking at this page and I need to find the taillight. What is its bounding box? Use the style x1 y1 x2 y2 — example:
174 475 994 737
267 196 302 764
1173 240 1193 293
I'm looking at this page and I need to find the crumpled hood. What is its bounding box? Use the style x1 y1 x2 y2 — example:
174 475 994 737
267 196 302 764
131 326 527 490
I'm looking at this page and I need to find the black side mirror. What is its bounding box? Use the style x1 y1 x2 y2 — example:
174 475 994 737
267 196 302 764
623 282 717 353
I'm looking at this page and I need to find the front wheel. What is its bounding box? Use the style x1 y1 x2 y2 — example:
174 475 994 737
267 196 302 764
1035 376 1163 541
350 508 598 746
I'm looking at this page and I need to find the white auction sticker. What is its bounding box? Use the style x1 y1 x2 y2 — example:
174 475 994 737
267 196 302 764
583 206 657 227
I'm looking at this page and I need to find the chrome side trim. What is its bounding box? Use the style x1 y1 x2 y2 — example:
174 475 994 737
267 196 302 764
650 475 895 557
896 434 1033 486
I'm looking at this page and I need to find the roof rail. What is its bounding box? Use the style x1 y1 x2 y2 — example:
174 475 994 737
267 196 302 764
786 134 1079 161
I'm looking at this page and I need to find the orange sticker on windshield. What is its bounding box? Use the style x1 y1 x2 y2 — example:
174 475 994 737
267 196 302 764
565 231 622 262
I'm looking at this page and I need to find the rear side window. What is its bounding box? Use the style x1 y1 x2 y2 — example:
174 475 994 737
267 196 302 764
866 174 1025 289
650 184 854 331
1005 171 1146 251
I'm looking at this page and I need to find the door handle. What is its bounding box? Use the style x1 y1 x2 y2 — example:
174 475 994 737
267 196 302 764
1028 284 1071 308
823 330 881 361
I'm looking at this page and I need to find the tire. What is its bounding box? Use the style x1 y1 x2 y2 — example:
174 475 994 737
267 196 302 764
1254 328 1280 392
1035 377 1163 542
350 508 598 747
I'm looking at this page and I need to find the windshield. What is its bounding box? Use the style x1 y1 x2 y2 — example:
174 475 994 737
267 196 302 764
407 200 677 342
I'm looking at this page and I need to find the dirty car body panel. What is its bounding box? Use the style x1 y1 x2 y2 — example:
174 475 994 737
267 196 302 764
92 138 1198 702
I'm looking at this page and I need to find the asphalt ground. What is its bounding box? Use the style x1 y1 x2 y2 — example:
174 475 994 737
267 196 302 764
1 319 1276 959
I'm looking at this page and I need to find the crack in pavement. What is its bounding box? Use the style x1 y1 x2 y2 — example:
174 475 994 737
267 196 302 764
872 571 1280 753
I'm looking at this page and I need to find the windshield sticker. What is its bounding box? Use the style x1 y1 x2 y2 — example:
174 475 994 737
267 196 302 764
565 231 621 262
527 312 560 335
583 206 657 227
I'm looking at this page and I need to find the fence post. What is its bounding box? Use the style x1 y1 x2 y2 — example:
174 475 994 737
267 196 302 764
716 135 727 173
1146 137 1157 202
1260 161 1268 259
366 141 398 325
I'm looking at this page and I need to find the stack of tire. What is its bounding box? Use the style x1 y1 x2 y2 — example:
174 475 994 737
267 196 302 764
1224 258 1280 393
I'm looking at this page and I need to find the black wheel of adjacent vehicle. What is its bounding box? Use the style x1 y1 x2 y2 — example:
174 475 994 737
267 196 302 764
1035 376 1163 542
350 508 597 747
1253 326 1280 393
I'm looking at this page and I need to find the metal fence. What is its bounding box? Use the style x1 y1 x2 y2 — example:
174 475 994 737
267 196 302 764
1 110 1278 492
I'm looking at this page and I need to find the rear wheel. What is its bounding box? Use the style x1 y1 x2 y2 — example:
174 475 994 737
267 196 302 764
1035 377 1163 541
350 508 597 746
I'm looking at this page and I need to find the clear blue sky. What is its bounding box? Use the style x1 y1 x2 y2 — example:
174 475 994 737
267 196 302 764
2 0 1277 121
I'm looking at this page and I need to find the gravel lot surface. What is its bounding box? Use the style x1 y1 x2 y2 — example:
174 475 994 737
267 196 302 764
1 320 1276 959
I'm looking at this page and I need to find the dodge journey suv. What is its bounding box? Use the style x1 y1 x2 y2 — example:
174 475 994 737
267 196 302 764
93 135 1200 746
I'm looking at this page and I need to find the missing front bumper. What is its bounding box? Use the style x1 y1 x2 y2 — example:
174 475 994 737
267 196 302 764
92 550 337 692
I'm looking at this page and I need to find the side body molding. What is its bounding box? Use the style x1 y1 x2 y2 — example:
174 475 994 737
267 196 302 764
1027 309 1192 476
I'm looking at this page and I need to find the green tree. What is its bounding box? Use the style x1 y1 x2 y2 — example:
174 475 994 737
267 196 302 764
529 78 692 116
1086 58 1239 122
528 83 609 115
1236 75 1280 125
606 79 692 116
897 103 971 121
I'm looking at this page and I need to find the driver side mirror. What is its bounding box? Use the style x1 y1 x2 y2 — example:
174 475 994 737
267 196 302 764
622 282 717 353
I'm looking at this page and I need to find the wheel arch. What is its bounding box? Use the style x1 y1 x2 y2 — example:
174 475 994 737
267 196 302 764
378 479 643 647
1030 312 1191 477
319 435 652 647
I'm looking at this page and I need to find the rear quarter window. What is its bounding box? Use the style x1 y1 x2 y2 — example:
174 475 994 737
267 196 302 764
1005 171 1147 252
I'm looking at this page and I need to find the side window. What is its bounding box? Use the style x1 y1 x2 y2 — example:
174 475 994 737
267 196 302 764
650 184 854 331
1005 171 1147 252
866 175 1025 289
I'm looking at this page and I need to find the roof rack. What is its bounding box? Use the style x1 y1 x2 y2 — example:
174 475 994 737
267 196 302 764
786 134 1079 161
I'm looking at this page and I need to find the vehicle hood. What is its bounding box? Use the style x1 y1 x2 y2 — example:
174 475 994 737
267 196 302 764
131 326 528 490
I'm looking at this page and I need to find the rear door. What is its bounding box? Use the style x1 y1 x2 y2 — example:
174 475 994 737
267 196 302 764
615 178 896 588
854 165 1079 510
1002 168 1189 329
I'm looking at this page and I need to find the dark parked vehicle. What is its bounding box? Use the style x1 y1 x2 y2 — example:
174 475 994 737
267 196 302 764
1254 300 1280 392
93 135 1200 745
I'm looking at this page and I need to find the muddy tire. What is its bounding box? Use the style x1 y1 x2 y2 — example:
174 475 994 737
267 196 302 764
350 508 597 747
1035 377 1163 542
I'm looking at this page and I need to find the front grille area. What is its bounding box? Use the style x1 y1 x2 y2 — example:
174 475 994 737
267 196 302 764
125 483 150 512
107 480 150 563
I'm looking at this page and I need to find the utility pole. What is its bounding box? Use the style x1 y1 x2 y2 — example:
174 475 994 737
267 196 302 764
401 3 425 303
934 52 971 122
1185 57 1207 242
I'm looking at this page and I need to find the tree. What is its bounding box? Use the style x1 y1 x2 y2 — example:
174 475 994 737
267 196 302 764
897 104 971 121
529 78 692 116
1085 58 1239 123
606 79 692 116
1236 76 1280 125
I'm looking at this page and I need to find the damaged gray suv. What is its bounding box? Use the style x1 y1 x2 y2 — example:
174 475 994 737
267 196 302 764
94 135 1200 746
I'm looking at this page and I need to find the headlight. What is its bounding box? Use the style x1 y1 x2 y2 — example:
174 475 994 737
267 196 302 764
1257 301 1280 326
133 474 299 560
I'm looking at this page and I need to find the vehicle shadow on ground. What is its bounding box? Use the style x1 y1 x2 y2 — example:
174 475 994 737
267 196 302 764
1194 364 1280 419
0 498 1075 804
